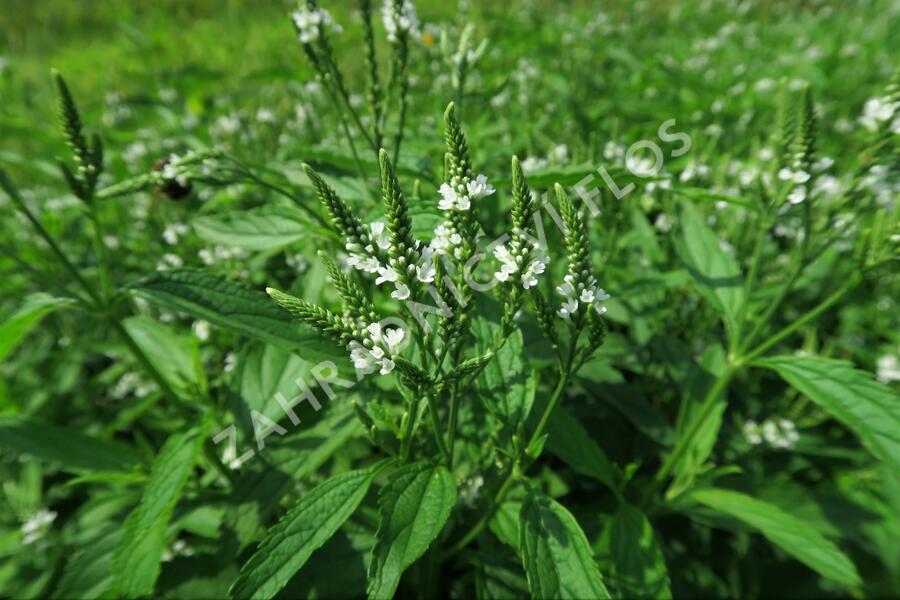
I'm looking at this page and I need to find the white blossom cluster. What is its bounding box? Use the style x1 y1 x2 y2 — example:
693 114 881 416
382 0 420 43
344 221 436 301
438 173 495 211
877 353 900 383
859 164 899 210
556 273 610 320
429 222 462 256
349 322 406 375
160 154 191 187
858 96 900 133
21 509 57 545
430 171 495 259
743 418 800 449
493 237 549 290
291 5 341 44
112 371 158 400
777 166 812 204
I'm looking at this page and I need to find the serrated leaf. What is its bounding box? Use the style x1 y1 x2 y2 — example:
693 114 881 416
519 487 610 599
230 461 389 600
600 504 671 599
0 293 75 362
367 461 457 599
113 423 208 597
123 316 205 400
236 343 313 424
192 205 310 250
688 488 861 587
0 416 141 473
675 201 744 334
476 329 536 435
224 410 361 550
129 269 345 363
755 355 900 470
544 404 618 491
52 528 120 599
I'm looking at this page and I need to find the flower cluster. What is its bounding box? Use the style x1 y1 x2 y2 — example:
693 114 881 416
777 166 812 204
743 418 800 449
291 4 341 44
555 184 610 320
859 96 899 133
556 273 610 319
493 240 548 289
349 322 406 375
382 0 420 43
438 173 495 211
21 509 56 546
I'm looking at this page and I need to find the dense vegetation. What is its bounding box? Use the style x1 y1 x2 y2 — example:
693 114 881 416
1 1 898 598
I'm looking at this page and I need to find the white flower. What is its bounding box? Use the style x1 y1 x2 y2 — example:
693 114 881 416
382 0 420 43
558 298 579 319
369 222 392 250
466 174 495 199
192 320 210 341
21 509 56 545
375 266 399 285
743 420 762 445
859 96 897 132
379 358 395 375
291 5 341 44
416 250 436 283
163 222 189 245
391 283 410 300
522 256 548 289
438 183 458 210
877 354 900 383
350 343 377 374
382 327 405 354
787 186 807 205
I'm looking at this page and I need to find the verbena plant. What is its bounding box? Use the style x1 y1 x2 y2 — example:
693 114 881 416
1 1 899 599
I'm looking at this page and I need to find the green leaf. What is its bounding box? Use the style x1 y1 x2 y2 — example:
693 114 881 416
224 410 362 549
489 502 522 549
129 269 345 363
519 487 610 599
367 461 457 599
0 293 74 362
0 416 141 473
755 355 900 470
671 344 728 486
52 528 120 599
675 200 744 334
230 461 389 600
600 504 671 599
236 343 313 424
192 205 309 251
476 328 536 435
545 404 618 491
113 424 208 597
688 488 861 587
123 316 205 399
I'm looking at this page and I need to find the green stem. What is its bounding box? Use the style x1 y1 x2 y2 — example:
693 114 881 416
1 171 102 307
446 386 461 465
89 206 112 302
732 218 768 353
649 365 735 496
318 77 376 202
424 392 451 464
444 338 579 556
742 277 860 364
